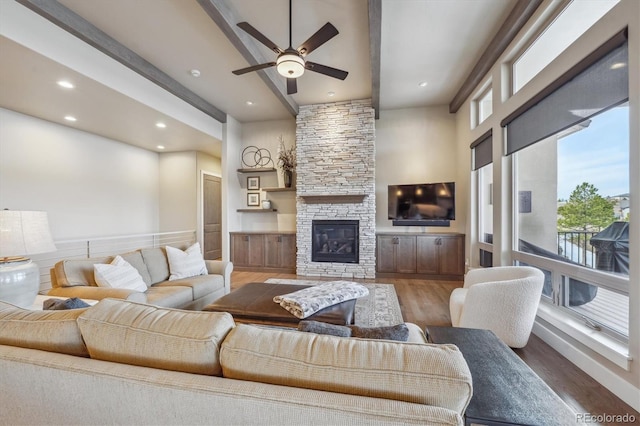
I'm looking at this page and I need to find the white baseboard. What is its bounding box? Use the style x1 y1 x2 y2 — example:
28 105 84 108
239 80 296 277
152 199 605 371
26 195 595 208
533 321 640 412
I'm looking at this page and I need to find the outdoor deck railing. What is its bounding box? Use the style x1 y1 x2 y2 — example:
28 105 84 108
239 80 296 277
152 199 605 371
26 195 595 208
557 231 599 268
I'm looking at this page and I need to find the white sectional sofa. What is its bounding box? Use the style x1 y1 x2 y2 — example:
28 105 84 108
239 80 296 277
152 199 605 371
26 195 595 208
0 298 473 425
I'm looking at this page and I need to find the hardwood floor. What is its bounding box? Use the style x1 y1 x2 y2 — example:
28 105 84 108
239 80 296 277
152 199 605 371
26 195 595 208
232 271 639 424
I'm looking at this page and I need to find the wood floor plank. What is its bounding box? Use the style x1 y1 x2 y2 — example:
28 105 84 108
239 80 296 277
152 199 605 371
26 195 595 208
230 271 639 421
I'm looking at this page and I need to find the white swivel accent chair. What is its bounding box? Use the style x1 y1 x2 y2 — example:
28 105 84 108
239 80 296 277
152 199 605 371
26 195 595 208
449 266 545 348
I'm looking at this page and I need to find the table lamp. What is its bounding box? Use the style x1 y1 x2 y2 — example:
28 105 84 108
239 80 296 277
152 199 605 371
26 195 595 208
0 210 57 307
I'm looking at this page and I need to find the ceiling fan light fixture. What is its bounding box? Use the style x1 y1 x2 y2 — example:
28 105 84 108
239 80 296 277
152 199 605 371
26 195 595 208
276 52 305 78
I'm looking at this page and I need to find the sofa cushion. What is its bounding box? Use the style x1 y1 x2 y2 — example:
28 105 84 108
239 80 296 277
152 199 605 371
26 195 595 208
166 243 207 280
153 274 225 300
77 299 235 375
119 251 152 286
140 247 170 284
220 324 473 414
0 301 89 357
53 257 112 287
94 256 148 293
144 286 193 307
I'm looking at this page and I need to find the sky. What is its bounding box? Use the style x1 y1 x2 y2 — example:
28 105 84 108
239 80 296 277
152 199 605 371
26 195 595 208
557 105 629 200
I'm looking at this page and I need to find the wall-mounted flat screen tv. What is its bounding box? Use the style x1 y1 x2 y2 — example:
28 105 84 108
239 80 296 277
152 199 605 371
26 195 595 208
388 182 455 225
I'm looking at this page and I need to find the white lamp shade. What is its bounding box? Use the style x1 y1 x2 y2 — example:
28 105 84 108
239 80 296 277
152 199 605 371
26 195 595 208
276 53 305 78
0 211 57 257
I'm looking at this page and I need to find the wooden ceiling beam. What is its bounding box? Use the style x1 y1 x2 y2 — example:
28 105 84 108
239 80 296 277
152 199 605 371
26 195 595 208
16 0 228 123
197 0 299 117
368 0 381 119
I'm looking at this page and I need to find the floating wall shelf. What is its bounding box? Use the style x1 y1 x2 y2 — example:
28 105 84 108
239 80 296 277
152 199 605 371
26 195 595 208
236 168 276 173
262 187 295 192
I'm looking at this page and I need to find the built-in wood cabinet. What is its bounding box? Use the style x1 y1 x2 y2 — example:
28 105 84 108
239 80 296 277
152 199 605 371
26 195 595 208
376 233 465 279
230 232 296 273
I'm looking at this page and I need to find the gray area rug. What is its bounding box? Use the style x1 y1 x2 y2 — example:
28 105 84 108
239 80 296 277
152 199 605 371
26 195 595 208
264 278 404 326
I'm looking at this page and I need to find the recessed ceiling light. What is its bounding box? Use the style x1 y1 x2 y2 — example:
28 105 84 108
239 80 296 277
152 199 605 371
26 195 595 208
190 69 201 77
418 81 428 88
246 101 254 106
327 91 335 97
57 80 74 89
157 145 165 150
64 115 77 122
610 62 626 69
156 122 166 128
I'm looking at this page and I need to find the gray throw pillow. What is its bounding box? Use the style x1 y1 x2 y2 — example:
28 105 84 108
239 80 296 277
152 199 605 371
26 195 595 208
43 297 91 310
349 323 409 342
298 321 410 341
297 320 352 337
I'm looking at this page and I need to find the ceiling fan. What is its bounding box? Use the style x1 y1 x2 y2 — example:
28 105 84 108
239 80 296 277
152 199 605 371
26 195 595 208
232 0 348 95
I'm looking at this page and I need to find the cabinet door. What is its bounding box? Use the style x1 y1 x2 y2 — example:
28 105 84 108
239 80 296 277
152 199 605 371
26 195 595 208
232 234 264 267
264 234 295 269
416 235 440 274
439 235 465 276
395 236 417 273
264 235 281 268
231 234 250 267
279 234 297 269
376 236 397 273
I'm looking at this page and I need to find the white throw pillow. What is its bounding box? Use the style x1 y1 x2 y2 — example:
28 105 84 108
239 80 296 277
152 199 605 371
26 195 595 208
94 255 148 292
166 243 207 281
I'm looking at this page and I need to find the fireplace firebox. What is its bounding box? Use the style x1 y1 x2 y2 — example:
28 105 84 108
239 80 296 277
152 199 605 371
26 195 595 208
311 220 359 263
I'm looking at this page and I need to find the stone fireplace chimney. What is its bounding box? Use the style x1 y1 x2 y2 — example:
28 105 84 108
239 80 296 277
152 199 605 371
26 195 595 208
295 99 376 279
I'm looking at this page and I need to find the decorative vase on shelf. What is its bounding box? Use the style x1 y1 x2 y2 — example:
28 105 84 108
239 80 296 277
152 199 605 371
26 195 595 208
261 199 272 209
283 170 293 188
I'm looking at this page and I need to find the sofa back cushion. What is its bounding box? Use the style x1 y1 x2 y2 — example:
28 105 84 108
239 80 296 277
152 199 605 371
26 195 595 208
77 298 235 375
0 301 89 357
220 324 473 414
140 247 170 284
119 251 152 286
53 257 112 287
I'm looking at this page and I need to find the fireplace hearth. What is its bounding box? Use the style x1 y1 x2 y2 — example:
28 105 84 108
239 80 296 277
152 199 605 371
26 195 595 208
311 220 359 264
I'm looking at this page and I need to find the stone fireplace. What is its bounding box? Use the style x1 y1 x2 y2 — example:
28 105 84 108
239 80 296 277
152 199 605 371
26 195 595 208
296 99 376 278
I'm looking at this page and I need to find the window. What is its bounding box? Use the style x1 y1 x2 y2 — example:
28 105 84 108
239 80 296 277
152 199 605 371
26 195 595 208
478 164 493 267
506 33 629 339
475 87 493 126
514 105 629 337
471 130 493 267
512 0 620 94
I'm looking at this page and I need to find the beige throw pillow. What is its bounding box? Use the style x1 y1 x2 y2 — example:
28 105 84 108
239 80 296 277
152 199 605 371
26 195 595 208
166 243 207 280
77 298 235 375
94 255 147 292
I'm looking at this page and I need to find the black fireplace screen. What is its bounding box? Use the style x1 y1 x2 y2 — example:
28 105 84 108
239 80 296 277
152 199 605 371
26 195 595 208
311 220 359 263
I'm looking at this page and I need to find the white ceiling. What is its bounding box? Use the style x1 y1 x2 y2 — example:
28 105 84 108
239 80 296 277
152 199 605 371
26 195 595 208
0 0 516 157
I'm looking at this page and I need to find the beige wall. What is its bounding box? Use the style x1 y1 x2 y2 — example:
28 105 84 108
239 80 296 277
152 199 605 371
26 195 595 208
375 106 461 233
0 108 159 240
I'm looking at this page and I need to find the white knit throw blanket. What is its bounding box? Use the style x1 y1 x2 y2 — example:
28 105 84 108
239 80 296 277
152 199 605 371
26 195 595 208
273 281 369 319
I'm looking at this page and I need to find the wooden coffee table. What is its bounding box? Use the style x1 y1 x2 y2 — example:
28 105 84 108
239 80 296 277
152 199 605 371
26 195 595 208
203 283 356 327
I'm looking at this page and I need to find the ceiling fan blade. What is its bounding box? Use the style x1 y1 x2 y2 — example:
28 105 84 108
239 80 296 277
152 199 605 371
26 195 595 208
296 22 339 57
287 78 297 95
232 62 276 75
237 22 284 54
305 62 348 80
